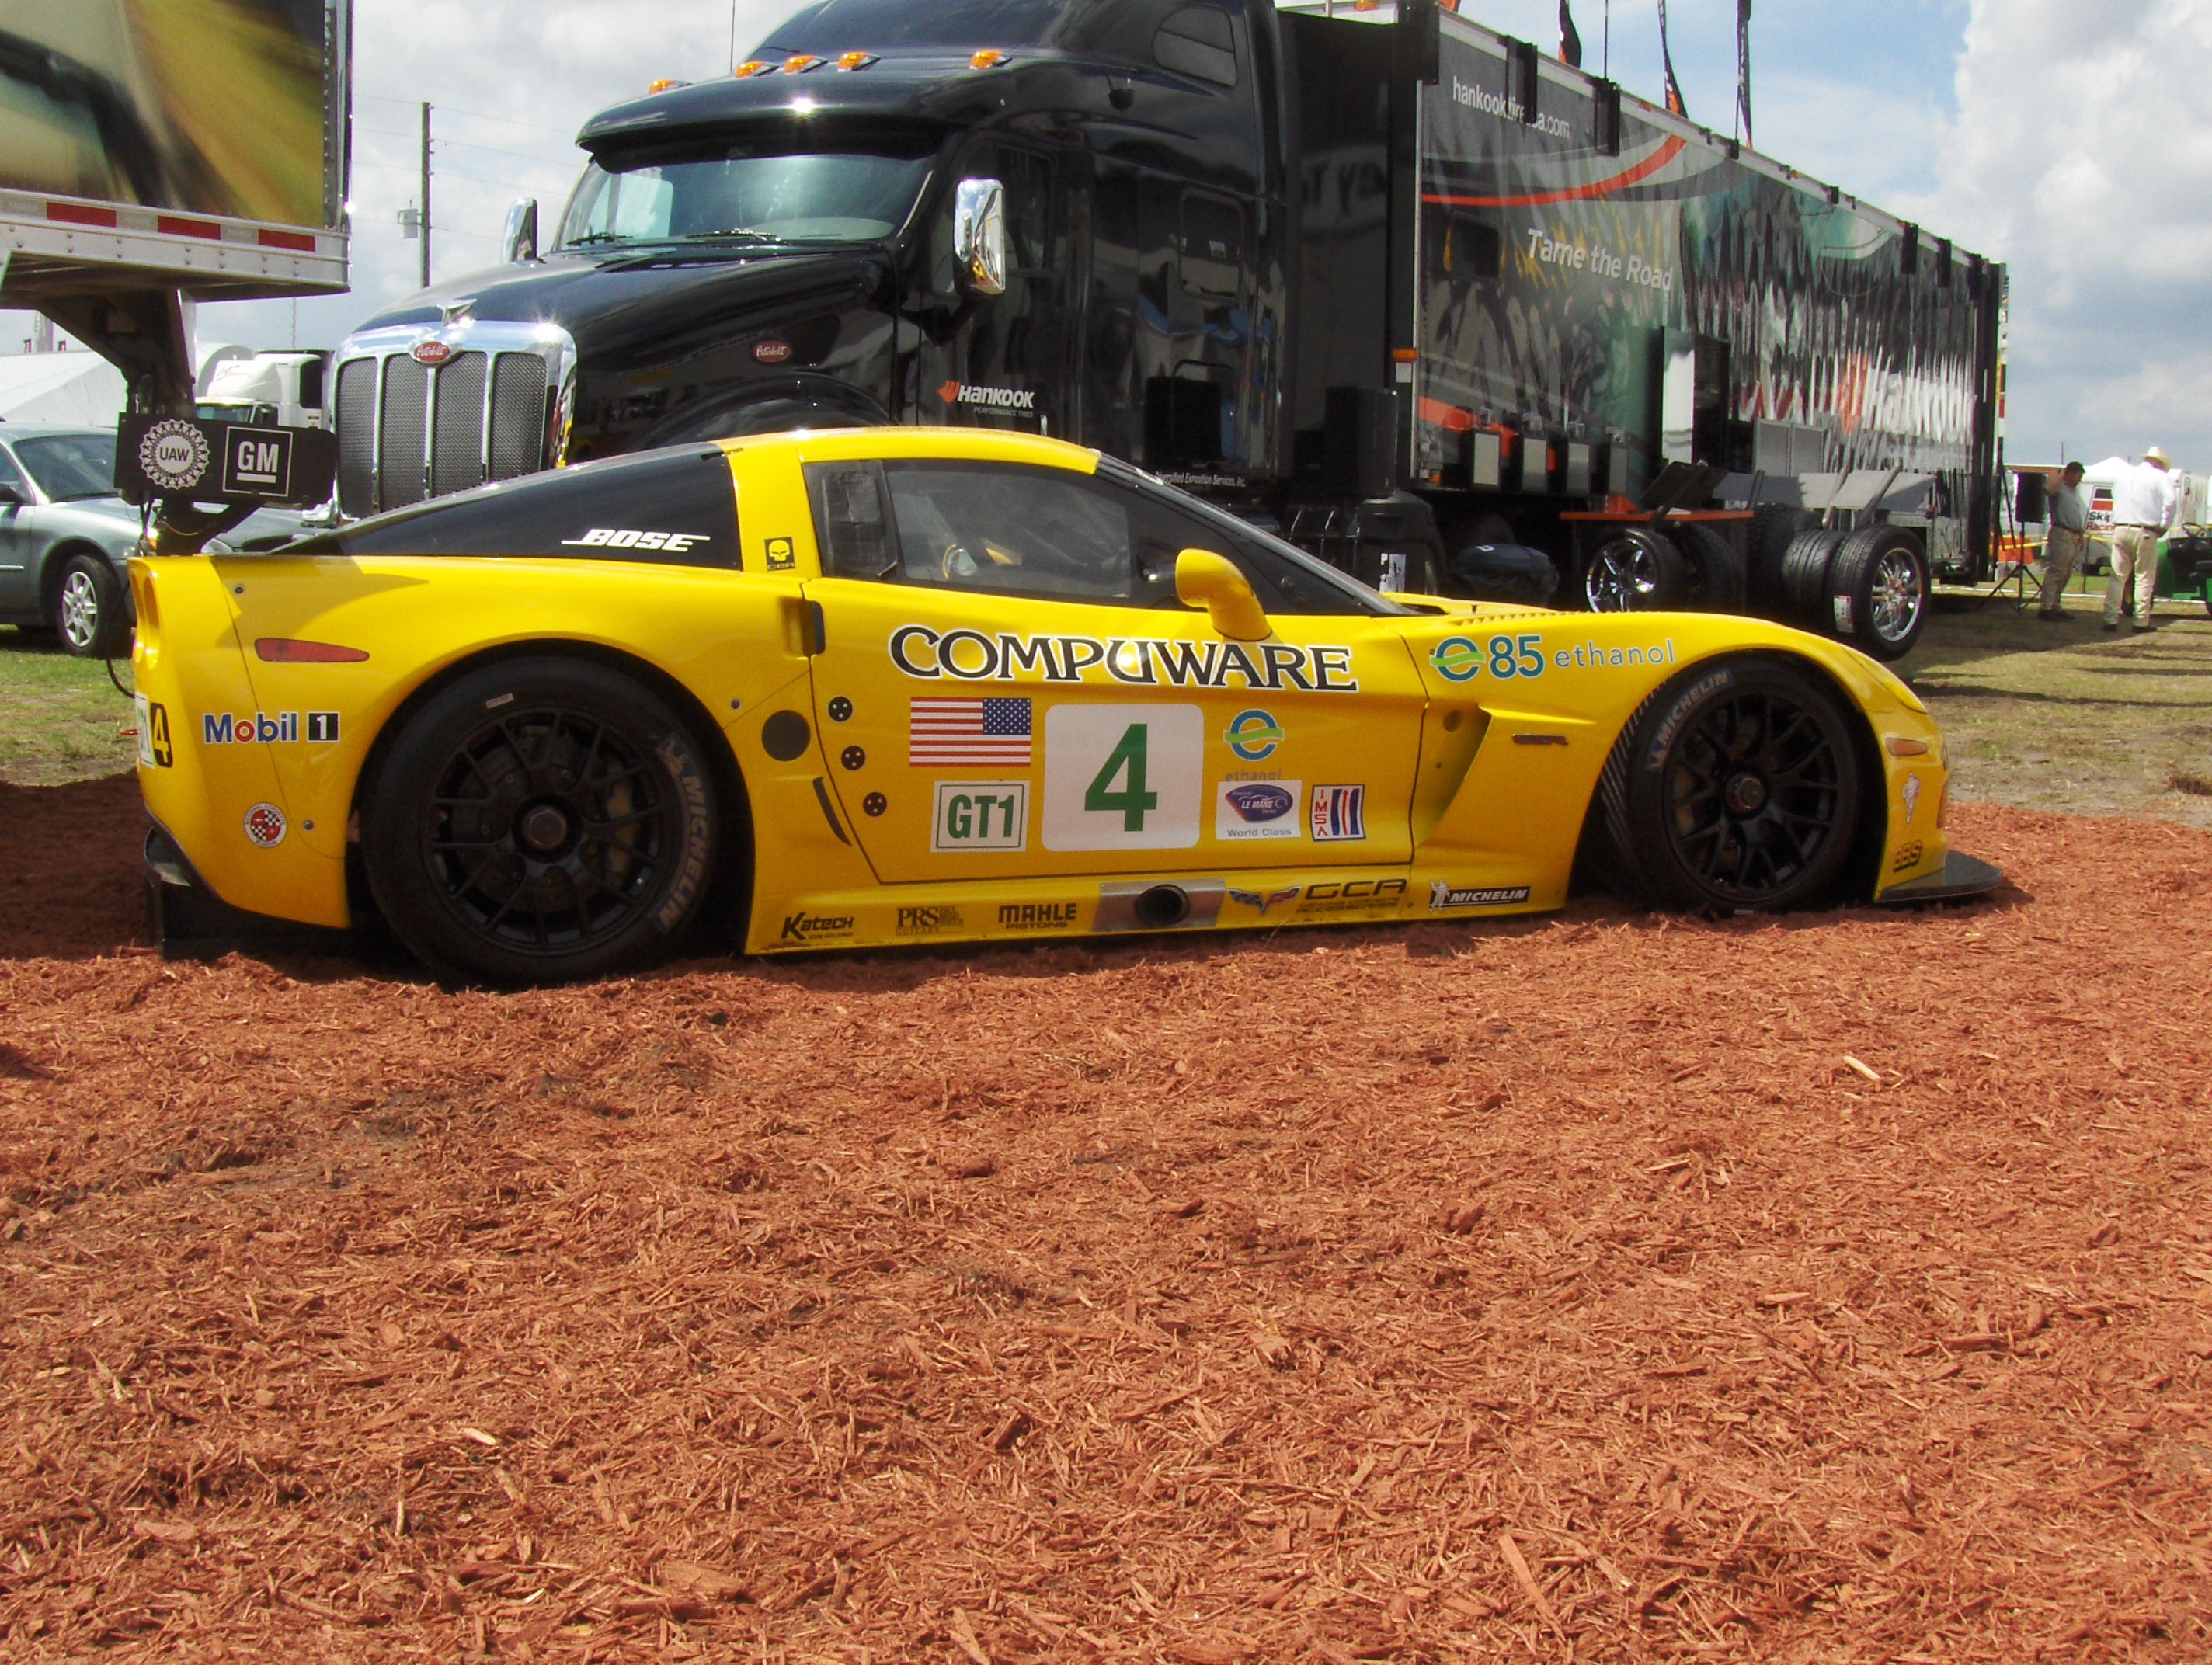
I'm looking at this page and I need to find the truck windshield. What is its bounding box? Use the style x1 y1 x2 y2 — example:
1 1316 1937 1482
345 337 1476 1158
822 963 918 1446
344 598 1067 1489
558 145 931 247
766 0 1067 51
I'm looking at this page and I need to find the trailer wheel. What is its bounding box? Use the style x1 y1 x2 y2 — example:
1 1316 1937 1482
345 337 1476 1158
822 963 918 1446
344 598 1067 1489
1678 523 1747 614
1598 653 1863 913
1826 526 1929 660
1584 527 1687 612
1779 528 1848 625
362 658 720 986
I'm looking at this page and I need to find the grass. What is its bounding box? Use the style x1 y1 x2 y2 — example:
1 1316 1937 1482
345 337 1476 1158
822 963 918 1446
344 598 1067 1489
0 626 137 787
3 583 2209 824
1898 584 2212 829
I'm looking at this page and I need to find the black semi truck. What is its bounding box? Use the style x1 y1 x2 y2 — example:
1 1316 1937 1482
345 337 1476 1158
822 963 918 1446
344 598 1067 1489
326 0 2002 659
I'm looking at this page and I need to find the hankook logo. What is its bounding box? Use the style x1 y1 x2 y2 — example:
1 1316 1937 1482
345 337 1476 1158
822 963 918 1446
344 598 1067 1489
937 379 1038 412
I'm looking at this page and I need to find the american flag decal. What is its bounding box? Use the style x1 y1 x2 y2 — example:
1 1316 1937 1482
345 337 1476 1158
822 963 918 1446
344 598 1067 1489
1310 784 1366 842
908 697 1034 767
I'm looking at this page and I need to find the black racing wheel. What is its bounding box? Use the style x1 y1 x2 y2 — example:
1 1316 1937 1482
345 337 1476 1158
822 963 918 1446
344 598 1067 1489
1584 527 1687 611
363 658 719 985
1599 654 1864 912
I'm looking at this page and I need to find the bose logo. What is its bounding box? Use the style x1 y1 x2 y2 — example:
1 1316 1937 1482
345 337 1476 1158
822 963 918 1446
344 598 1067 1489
562 528 711 553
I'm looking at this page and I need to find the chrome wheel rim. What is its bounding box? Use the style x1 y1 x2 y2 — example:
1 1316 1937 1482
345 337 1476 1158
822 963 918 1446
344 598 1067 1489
1869 549 1924 643
59 569 100 650
1586 541 1661 612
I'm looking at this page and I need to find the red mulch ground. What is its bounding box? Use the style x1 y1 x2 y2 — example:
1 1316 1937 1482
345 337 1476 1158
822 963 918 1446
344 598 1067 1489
2 776 2208 1663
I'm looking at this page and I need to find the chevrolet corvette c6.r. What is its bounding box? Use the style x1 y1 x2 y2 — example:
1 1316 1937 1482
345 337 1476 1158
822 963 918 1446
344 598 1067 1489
129 429 1996 983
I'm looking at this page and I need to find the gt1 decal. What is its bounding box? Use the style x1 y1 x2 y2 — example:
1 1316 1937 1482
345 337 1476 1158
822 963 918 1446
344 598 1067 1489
1223 708 1285 762
243 802 288 848
1309 784 1366 842
559 528 713 554
1215 780 1302 842
201 711 341 746
999 902 1080 930
1042 704 1203 851
934 782 1029 852
1550 640 1680 670
890 627 1358 693
1429 882 1532 912
134 696 173 768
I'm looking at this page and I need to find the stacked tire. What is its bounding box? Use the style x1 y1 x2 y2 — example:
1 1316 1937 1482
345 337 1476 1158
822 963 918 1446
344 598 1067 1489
1778 523 1929 661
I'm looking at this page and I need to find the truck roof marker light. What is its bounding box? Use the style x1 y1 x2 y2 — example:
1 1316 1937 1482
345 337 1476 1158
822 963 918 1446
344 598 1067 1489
836 52 878 71
733 60 773 78
783 54 823 74
256 638 371 665
647 78 688 93
971 49 1010 69
1393 349 1419 363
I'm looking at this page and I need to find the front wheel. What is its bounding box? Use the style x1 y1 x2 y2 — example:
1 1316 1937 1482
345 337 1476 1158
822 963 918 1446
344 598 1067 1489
362 658 720 985
1584 527 1687 611
53 551 130 658
1599 655 1864 913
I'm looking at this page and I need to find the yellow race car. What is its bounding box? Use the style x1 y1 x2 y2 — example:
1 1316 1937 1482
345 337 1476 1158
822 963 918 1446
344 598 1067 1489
129 429 1995 983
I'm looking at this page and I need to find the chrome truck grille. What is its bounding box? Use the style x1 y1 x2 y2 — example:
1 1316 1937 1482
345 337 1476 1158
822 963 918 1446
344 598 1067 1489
330 322 575 519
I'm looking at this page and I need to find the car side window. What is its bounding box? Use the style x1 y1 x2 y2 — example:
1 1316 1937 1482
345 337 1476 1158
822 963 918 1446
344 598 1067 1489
0 447 26 498
1125 493 1382 616
806 460 1136 603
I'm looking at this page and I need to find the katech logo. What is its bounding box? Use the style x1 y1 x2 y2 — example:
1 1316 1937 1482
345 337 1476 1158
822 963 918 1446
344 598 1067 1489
562 528 712 554
937 380 1038 412
998 902 1079 930
781 912 856 943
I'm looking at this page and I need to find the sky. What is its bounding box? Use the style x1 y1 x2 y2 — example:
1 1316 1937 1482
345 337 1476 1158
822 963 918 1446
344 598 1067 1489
7 0 2200 468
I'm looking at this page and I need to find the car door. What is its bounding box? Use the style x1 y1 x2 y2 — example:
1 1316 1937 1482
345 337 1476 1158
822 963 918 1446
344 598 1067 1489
795 451 1428 887
0 443 36 614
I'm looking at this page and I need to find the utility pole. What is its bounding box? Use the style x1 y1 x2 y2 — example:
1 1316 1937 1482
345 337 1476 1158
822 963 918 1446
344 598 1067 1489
419 102 432 290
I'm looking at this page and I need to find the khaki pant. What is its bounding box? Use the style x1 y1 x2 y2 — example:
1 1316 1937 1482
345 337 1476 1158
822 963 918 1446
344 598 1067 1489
2104 525 2162 626
2040 527 2085 611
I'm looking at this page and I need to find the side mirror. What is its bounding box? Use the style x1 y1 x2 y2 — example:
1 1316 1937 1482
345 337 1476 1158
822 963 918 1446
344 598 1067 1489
951 177 1007 297
1175 548 1269 641
0 483 21 509
503 197 539 264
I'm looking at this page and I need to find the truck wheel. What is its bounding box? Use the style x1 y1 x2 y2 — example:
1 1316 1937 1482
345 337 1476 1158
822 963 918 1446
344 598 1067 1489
1678 523 1747 614
1779 528 1848 626
1584 527 1686 612
53 551 130 659
1598 654 1863 913
363 658 719 986
1826 525 1929 660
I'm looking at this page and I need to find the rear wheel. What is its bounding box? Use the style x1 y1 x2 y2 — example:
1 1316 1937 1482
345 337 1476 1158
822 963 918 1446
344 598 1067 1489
1584 527 1687 612
1599 654 1863 912
53 551 129 659
363 658 720 985
1827 525 1929 659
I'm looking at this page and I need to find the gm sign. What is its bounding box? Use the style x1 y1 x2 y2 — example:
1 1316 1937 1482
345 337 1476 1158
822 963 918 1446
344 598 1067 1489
221 426 294 499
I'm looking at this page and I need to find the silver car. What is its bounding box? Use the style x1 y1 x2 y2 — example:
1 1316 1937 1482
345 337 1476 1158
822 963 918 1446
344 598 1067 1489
0 426 304 656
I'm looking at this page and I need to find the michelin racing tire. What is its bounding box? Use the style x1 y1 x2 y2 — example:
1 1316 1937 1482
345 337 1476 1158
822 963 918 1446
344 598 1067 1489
1598 653 1863 914
363 658 718 986
54 550 130 659
1825 525 1929 661
1584 527 1687 612
1678 522 1748 614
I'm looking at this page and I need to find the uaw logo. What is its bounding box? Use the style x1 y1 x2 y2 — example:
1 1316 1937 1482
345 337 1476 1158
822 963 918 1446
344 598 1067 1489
138 419 211 493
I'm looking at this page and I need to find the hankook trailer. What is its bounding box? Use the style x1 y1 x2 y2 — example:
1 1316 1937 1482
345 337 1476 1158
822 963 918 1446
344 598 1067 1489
326 0 2002 659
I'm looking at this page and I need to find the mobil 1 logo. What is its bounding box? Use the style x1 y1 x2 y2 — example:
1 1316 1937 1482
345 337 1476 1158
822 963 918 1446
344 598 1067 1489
933 781 1028 852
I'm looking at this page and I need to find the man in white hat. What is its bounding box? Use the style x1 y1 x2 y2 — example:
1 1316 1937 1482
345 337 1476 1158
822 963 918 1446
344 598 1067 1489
2104 446 2180 631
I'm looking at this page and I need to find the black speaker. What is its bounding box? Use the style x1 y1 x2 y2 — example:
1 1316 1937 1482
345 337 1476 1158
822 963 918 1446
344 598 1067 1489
2014 471 2048 524
1323 387 1399 499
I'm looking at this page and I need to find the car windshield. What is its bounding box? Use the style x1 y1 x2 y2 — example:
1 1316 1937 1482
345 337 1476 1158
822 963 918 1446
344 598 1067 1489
558 140 934 247
14 433 118 501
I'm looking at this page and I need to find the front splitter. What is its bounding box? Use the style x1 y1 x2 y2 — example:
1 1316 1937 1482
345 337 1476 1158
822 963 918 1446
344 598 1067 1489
1878 850 2005 905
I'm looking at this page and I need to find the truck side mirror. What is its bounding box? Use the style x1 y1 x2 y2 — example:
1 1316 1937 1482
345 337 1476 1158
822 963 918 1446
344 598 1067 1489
503 197 539 264
952 178 1007 297
1175 549 1270 641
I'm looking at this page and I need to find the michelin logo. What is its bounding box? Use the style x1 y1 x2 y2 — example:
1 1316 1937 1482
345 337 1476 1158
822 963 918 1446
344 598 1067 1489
1429 881 1532 912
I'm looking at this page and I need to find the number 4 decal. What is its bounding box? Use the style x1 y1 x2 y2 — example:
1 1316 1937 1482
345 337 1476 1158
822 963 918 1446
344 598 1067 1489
1044 704 1202 851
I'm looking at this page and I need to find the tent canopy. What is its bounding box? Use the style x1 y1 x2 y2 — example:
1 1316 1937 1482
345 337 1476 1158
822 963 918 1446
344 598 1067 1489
0 354 127 427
